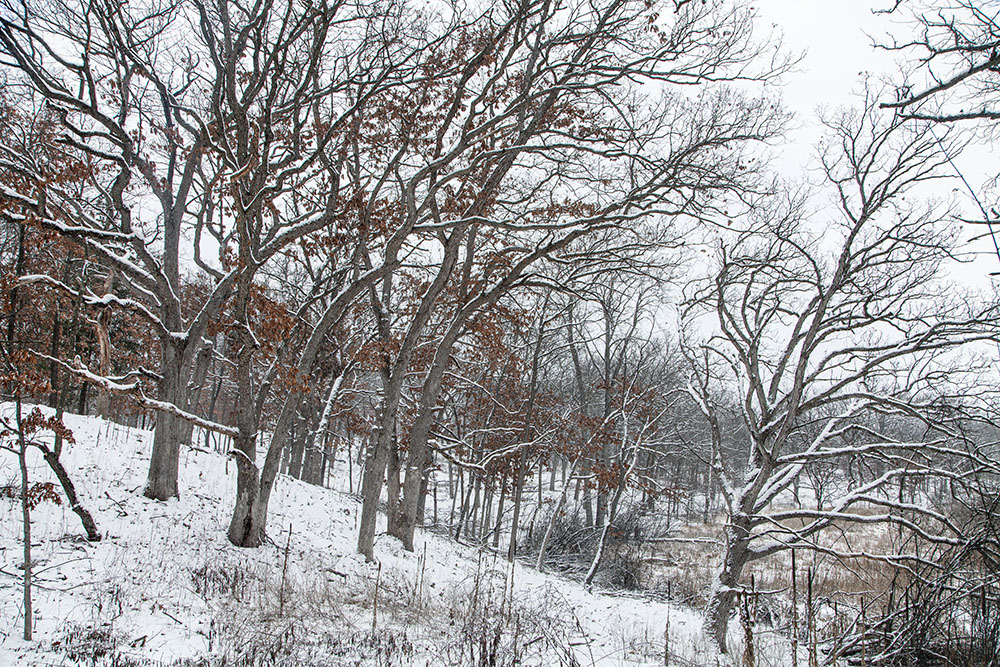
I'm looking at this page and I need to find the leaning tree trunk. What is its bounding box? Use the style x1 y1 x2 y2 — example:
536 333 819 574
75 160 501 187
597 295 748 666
38 444 100 541
584 443 638 586
358 232 464 558
228 301 355 545
703 519 752 653
390 320 465 550
536 455 582 571
303 372 346 485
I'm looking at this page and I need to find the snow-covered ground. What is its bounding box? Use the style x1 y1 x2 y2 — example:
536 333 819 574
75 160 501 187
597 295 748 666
0 407 780 666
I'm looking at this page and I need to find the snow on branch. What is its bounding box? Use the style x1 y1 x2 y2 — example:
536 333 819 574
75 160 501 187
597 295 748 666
37 354 238 438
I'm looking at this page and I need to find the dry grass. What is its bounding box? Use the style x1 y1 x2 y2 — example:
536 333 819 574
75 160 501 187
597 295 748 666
636 497 954 667
644 501 928 606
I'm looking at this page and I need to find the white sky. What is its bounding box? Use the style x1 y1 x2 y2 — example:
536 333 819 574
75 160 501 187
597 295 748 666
757 0 1000 284
758 0 900 175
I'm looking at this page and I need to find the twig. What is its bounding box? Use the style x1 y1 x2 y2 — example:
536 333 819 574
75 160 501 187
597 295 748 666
372 561 382 633
104 491 128 516
280 524 292 615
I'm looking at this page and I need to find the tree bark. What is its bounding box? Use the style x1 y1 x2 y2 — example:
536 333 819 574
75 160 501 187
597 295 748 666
358 425 391 561
415 450 433 524
143 347 187 500
16 400 32 641
38 444 100 541
492 473 507 549
227 314 263 547
703 519 752 653
386 431 401 524
288 418 305 480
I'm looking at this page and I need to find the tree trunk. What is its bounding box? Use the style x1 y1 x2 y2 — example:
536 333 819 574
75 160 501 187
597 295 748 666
480 477 494 537
144 414 184 499
144 344 188 500
507 449 529 561
227 307 263 547
492 473 507 549
549 453 557 491
307 372 347 485
537 464 543 508
303 436 325 485
415 450 433 524
454 475 476 541
703 519 752 653
347 434 355 493
468 475 481 540
358 425 392 561
596 477 608 527
16 400 32 640
75 377 87 414
319 435 331 487
703 461 714 523
357 362 409 558
47 302 62 410
450 465 461 529
361 230 464 556
390 318 465 549
386 431 401 524
240 394 306 546
39 444 100 541
227 440 262 546
288 418 305 480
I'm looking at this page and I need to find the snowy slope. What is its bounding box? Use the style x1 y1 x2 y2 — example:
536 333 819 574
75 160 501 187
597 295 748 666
0 406 757 666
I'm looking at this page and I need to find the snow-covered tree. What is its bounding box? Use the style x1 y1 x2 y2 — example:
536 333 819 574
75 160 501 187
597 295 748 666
344 0 789 561
684 92 1000 652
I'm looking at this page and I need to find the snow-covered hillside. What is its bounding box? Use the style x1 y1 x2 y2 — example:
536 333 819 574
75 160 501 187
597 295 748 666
0 407 776 666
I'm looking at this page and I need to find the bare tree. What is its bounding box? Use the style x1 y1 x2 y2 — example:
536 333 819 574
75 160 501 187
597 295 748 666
574 268 666 528
683 92 1000 652
0 0 226 499
1 0 790 561
191 0 418 547
881 0 1000 264
347 0 788 561
0 0 416 524
882 1 1000 124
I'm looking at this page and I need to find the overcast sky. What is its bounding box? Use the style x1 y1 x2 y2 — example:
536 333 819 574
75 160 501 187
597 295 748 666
756 0 1000 282
757 1 900 174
